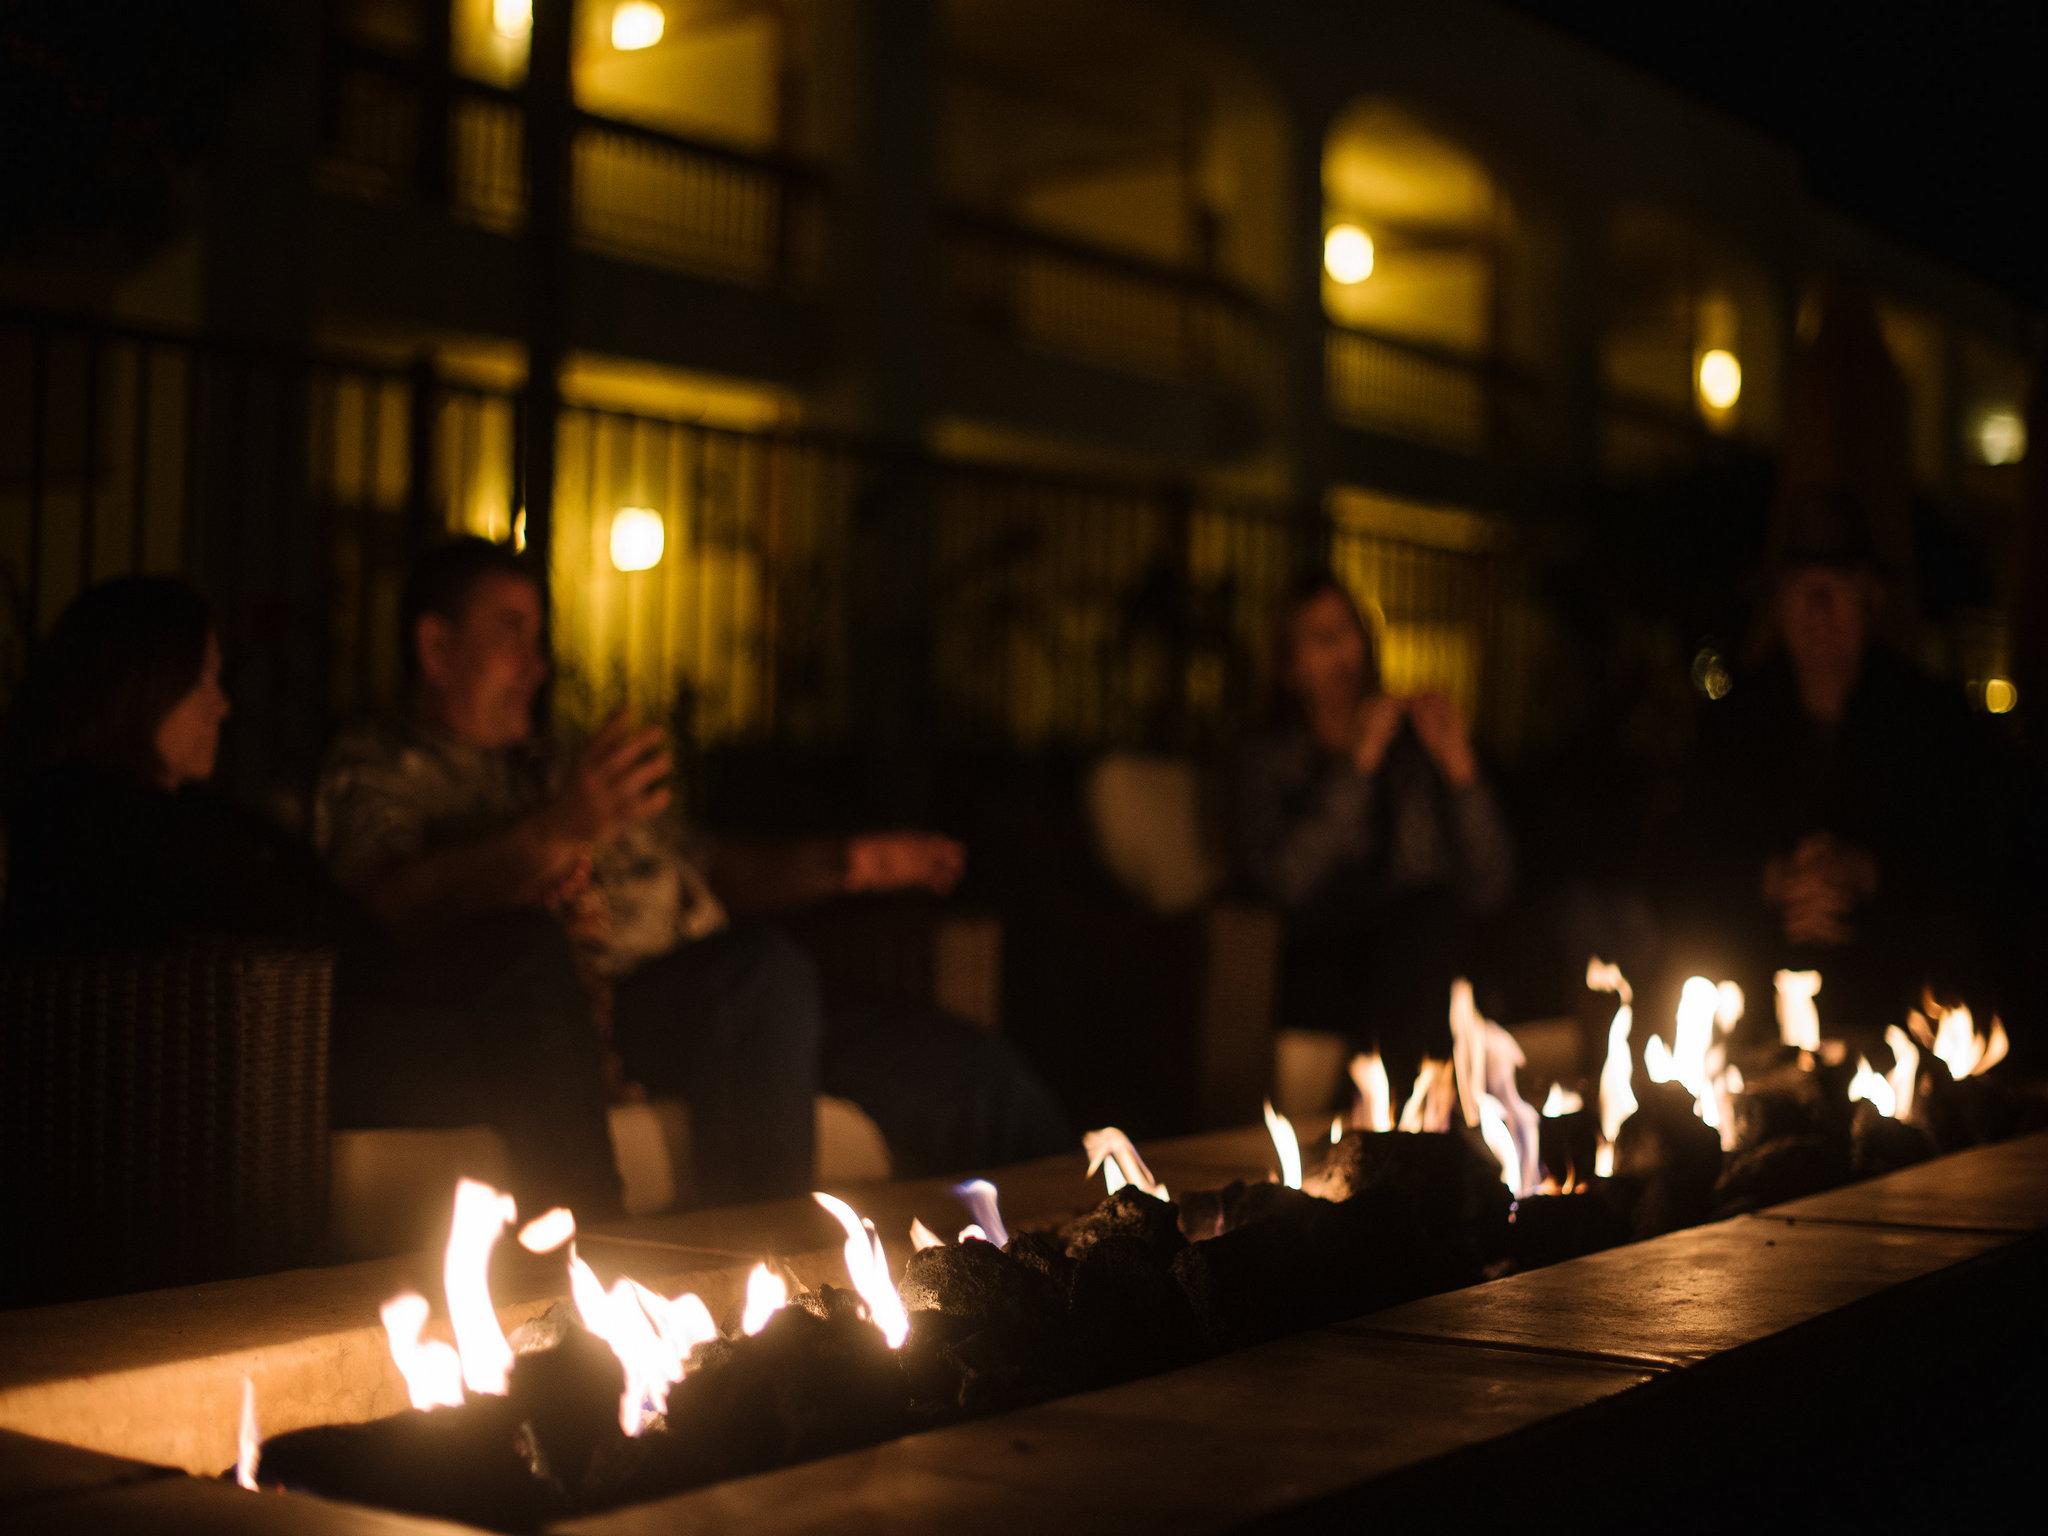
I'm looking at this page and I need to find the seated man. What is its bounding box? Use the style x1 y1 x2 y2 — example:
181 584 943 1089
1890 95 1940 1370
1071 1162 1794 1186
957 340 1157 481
1659 495 1996 1047
315 537 1067 1213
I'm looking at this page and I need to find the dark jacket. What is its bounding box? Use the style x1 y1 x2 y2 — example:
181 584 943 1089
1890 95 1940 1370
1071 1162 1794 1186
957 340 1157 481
1 765 370 954
1235 722 1514 923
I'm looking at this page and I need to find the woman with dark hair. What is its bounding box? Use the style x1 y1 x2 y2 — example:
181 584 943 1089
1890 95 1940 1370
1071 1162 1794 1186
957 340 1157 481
1 575 621 1215
2 577 355 949
1235 572 1513 1098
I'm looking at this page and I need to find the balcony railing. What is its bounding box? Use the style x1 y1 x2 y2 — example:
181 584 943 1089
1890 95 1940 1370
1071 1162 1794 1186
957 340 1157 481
941 211 1271 391
321 44 820 286
1325 323 1544 457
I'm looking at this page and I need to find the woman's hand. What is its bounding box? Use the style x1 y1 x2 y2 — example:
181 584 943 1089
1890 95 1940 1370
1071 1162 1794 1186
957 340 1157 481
844 831 967 896
1351 694 1406 775
1406 692 1478 788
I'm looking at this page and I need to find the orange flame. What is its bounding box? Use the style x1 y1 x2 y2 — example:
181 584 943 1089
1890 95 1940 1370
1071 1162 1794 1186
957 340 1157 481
444 1179 518 1396
517 1208 576 1254
1848 1055 1897 1118
379 1292 466 1411
740 1262 789 1336
1083 1127 1169 1201
1398 1058 1456 1134
1775 970 1822 1053
1348 1051 1393 1133
1884 1024 1920 1120
954 1179 1010 1247
813 1193 910 1348
1541 1084 1583 1117
1263 1100 1302 1190
909 1218 945 1251
1588 958 1636 1177
1911 998 2009 1081
236 1377 261 1492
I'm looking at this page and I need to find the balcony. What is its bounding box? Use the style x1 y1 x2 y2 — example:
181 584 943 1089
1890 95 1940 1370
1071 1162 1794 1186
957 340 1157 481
1324 322 1543 461
940 210 1270 393
320 43 822 289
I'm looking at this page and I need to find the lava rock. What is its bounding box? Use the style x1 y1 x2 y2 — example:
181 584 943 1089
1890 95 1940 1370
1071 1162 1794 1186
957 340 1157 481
1171 1214 1321 1350
1066 1232 1205 1381
1613 1082 1724 1236
1300 1131 1512 1265
254 1396 557 1532
1849 1103 1937 1177
899 1238 1061 1329
634 1297 908 1498
1507 1192 1629 1271
1535 1108 1599 1192
1057 1188 1186 1264
506 1317 629 1495
1713 1133 1851 1214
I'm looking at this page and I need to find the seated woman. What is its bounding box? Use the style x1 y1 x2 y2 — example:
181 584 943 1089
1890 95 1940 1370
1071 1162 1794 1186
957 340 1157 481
1 576 622 1216
1233 573 1513 1100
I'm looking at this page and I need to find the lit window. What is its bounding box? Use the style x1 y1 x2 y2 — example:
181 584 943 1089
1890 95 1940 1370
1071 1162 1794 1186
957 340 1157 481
1697 349 1742 412
492 0 532 40
1324 224 1375 285
610 506 665 571
611 1 665 50
1977 409 2026 467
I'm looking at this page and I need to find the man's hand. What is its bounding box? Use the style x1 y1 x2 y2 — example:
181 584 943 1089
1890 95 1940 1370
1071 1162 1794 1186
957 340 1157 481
844 831 967 896
1764 834 1877 947
1351 694 1407 776
547 711 672 847
1406 692 1478 788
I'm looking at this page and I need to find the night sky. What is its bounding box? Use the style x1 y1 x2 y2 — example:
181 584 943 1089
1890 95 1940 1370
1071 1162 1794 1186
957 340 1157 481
1503 0 2046 307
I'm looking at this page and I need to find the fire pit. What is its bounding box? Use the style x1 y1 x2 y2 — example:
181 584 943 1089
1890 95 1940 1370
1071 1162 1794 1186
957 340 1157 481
4 968 2045 1533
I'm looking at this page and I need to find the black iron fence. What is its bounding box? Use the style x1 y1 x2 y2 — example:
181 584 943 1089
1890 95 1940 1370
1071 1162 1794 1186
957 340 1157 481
2 308 1532 796
322 42 824 286
942 211 1273 391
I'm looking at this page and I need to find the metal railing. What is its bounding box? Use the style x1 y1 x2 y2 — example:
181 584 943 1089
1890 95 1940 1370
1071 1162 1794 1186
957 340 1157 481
0 309 524 784
1325 322 1547 457
320 44 819 286
941 210 1271 390
3 308 1535 784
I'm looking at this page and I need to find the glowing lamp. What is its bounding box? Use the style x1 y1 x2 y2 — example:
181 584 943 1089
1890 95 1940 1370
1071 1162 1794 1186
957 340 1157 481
1697 349 1742 412
492 0 532 40
1323 224 1375 285
611 1 665 50
610 506 665 572
1977 409 2026 466
1984 678 2018 715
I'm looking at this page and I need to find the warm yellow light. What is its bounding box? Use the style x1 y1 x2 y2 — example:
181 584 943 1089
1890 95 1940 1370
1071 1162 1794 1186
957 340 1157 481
511 509 528 554
1984 677 2018 714
492 0 532 40
610 506 665 572
1324 224 1375 285
610 1 665 50
1697 349 1742 412
1977 409 2026 466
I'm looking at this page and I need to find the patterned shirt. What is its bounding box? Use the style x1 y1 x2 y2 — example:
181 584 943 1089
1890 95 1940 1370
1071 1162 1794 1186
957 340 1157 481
313 720 726 975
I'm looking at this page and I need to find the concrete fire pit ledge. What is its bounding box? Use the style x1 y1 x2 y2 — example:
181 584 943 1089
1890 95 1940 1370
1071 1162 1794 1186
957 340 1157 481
3 1132 2044 1532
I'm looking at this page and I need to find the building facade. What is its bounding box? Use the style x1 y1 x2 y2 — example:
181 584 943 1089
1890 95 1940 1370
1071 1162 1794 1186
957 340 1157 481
2 0 2038 794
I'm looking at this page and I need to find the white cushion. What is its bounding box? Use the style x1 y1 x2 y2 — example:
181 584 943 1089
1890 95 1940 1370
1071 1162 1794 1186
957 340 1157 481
1083 753 1220 914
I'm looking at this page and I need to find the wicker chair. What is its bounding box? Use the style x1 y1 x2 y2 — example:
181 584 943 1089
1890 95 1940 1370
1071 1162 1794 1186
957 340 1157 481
0 939 332 1304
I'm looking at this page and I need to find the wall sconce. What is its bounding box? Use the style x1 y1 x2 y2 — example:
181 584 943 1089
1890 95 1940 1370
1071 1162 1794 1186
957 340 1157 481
1324 223 1375 285
611 1 665 50
610 506 665 572
1696 348 1742 412
1977 409 2026 467
492 0 532 40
